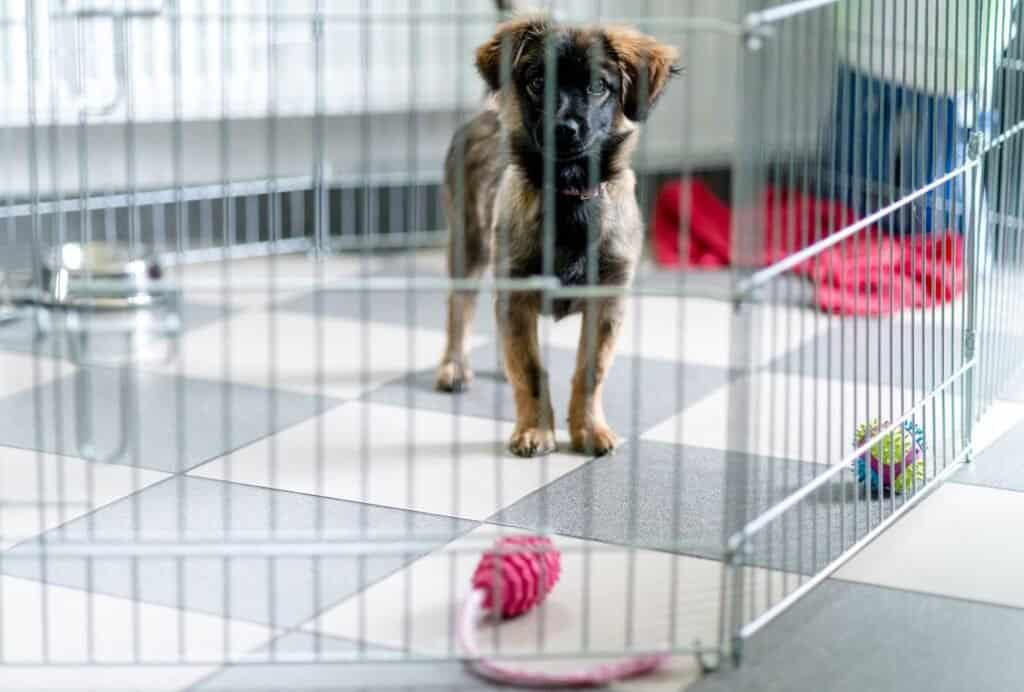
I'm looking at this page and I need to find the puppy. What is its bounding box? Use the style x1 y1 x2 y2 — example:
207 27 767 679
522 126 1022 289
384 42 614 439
435 15 679 458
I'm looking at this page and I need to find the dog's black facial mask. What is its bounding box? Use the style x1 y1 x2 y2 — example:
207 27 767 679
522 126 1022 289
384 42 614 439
475 18 679 192
514 39 621 161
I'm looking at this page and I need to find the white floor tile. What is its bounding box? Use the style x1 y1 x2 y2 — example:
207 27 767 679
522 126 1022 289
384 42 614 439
972 399 1024 455
190 402 587 520
643 371 956 465
542 298 829 367
0 577 273 682
837 483 1024 608
176 254 366 310
0 666 220 692
146 311 468 399
307 526 774 684
1 448 168 549
0 352 72 400
177 250 450 311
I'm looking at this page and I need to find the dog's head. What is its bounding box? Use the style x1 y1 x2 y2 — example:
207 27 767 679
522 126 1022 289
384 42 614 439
476 15 680 160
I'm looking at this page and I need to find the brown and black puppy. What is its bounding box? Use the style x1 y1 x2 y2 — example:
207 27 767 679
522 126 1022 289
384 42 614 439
435 15 679 458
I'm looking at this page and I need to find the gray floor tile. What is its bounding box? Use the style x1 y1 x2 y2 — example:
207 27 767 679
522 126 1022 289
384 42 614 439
635 267 814 305
3 477 477 628
275 267 810 333
767 320 969 386
191 631 499 691
688 580 1024 692
277 283 496 335
0 302 229 359
368 343 733 440
0 369 340 472
955 418 1024 493
493 439 920 573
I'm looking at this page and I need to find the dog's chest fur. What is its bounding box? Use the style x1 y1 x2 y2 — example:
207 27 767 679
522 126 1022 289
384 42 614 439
495 165 642 320
517 193 612 285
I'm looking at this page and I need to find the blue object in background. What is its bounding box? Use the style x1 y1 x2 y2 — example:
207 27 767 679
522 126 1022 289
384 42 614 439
825 63 994 235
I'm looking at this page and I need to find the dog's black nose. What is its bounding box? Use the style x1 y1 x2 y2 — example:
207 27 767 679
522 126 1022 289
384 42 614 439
555 119 582 144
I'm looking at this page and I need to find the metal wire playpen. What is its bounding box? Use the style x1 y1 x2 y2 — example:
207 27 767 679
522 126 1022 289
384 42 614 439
1 0 1023 687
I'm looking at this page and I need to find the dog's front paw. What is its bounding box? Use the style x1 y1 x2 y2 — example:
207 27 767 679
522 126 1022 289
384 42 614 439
571 424 619 457
435 360 474 393
509 427 557 457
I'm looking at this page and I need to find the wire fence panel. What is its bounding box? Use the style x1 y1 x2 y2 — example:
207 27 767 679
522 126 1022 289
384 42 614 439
726 0 1022 656
0 0 1022 686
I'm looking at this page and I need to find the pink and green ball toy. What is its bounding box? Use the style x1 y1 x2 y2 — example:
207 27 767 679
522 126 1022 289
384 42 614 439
853 420 926 494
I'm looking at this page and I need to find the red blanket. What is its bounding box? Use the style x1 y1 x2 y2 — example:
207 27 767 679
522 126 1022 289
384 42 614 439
651 178 964 316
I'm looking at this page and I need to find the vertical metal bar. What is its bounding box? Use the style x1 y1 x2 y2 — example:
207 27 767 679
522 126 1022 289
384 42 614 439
24 0 51 665
1008 2 1024 398
841 0 858 529
902 0 916 496
535 15 558 659
852 0 866 539
961 0 982 452
169 0 189 662
357 0 371 659
872 0 886 522
218 0 235 662
771 26 784 614
726 7 767 661
792 10 807 587
670 10 694 650
0 4 8 657
886 0 897 517
119 0 144 664
265 0 280 659
400 0 418 661
991 4 1013 418
825 0 840 568
625 6 641 654
1001 2 1024 405
927 0 939 482
809 4 828 573
980 3 1000 412
872 0 884 524
450 0 469 659
998 3 1024 403
906 0 916 472
312 0 326 664
944 0 956 470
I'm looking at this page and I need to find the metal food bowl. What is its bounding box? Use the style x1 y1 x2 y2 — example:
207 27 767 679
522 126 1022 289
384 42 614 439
39 241 168 310
28 241 181 368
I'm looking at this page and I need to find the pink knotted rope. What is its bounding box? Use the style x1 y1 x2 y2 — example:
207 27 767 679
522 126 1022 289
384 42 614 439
458 536 669 687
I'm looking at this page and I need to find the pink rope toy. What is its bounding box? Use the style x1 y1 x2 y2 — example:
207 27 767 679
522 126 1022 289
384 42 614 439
457 535 670 687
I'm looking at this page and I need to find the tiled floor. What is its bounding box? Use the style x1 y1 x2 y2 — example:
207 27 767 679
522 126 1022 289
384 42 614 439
0 249 1015 692
689 396 1024 692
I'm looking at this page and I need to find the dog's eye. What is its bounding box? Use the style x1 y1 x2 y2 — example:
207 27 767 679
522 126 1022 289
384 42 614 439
528 76 545 94
587 79 607 97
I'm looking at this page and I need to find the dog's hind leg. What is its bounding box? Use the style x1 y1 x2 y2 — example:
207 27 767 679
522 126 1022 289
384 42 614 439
435 215 492 393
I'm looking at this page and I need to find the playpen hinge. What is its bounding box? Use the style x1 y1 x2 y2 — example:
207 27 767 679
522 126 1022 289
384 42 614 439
964 329 976 360
967 131 984 161
741 14 775 52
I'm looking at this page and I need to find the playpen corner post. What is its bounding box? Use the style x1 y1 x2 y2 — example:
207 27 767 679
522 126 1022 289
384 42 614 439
719 0 771 666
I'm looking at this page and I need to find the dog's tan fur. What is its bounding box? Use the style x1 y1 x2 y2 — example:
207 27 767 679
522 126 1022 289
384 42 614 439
436 15 678 457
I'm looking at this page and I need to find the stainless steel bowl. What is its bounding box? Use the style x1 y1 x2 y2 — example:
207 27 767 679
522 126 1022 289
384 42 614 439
0 270 16 323
39 241 167 310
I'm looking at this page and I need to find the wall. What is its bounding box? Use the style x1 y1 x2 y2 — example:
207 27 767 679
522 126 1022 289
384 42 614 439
0 0 763 198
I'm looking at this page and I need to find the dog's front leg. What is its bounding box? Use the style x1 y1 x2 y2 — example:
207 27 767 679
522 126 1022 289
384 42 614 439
498 293 556 457
569 298 623 456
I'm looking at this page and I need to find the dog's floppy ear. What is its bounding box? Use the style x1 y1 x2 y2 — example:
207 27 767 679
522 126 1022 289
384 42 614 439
475 15 550 92
604 27 681 122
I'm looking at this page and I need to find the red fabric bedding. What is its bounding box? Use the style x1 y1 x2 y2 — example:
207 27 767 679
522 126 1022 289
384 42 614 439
651 178 964 316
